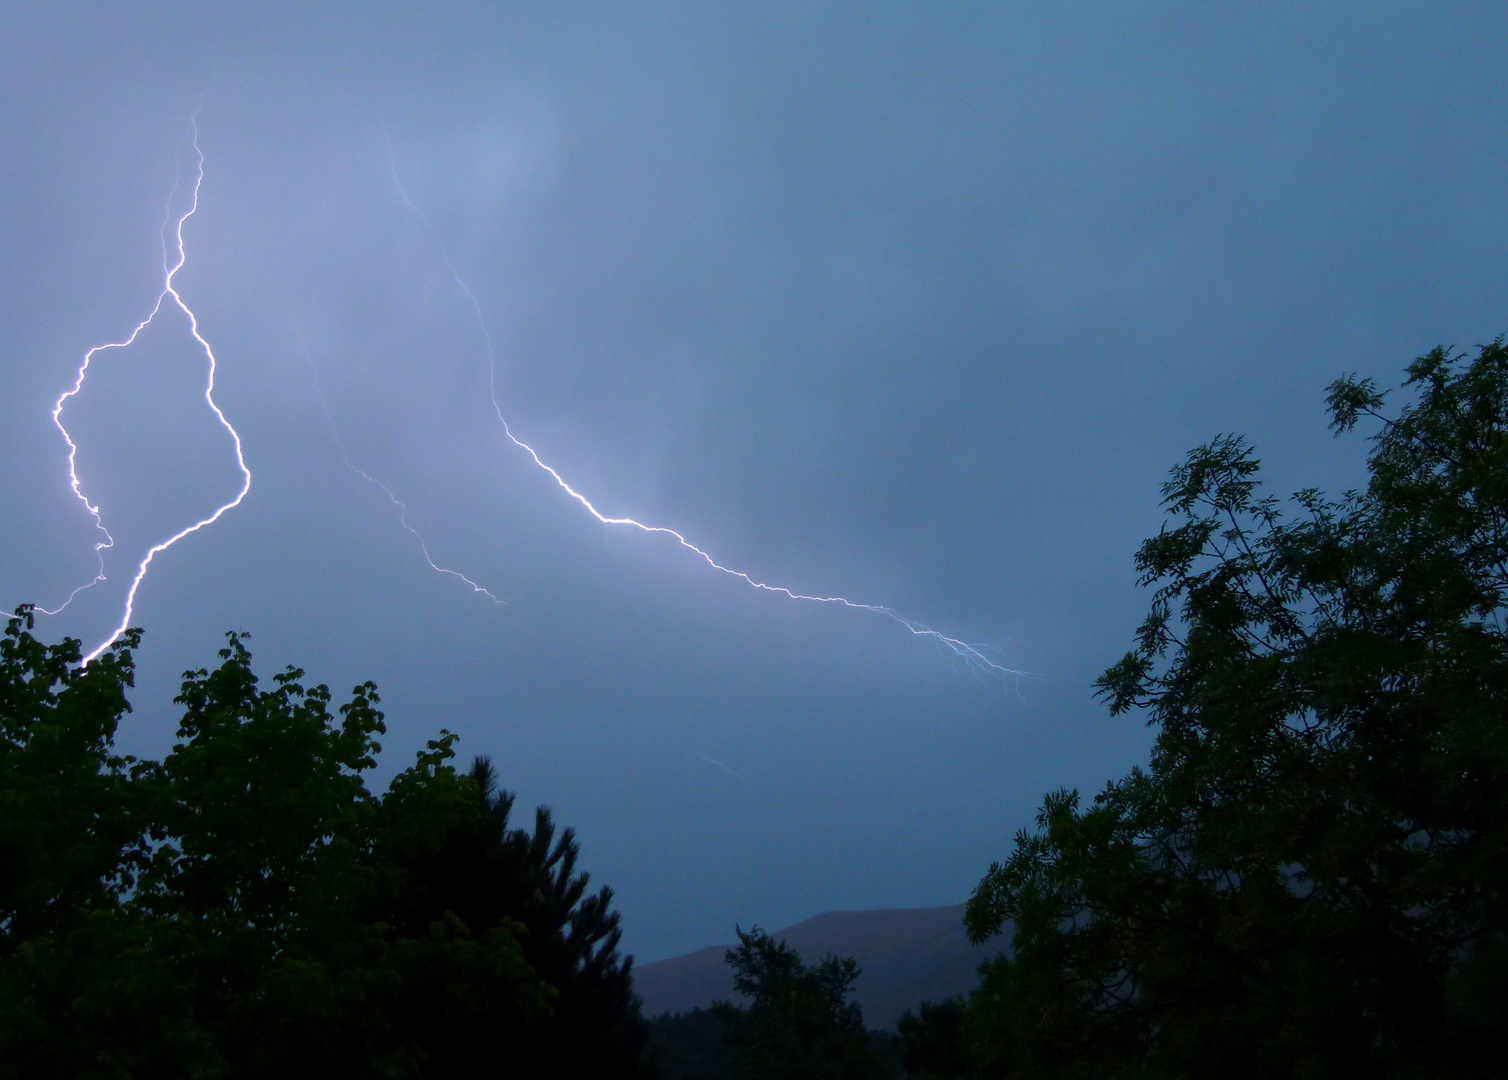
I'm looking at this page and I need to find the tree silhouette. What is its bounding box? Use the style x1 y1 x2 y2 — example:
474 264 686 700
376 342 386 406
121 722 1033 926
385 754 652 1078
0 615 652 1078
896 998 967 1080
717 925 887 1080
966 342 1508 1078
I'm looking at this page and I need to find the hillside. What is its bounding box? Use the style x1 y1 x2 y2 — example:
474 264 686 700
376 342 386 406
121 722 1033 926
634 904 1008 1029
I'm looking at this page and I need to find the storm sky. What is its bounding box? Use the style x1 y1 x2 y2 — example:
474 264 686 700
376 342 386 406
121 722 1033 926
3 4 1506 961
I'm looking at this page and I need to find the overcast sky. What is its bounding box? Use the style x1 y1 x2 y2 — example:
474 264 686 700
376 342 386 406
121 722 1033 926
3 3 1506 962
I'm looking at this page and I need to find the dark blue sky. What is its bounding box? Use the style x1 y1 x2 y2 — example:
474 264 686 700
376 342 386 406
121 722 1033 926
3 3 1506 961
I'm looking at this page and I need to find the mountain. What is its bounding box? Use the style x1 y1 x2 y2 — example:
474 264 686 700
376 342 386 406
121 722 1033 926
633 904 1008 1029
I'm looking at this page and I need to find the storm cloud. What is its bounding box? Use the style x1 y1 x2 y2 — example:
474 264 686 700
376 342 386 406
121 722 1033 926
3 4 1505 960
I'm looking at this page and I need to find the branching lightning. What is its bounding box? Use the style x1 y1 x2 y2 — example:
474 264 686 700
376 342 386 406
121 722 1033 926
32 118 1011 677
387 140 1018 680
46 117 251 663
333 452 506 604
302 344 504 603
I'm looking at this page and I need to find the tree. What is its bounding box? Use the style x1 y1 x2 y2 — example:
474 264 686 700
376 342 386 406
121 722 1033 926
717 925 888 1080
966 341 1508 1078
0 616 206 1077
384 755 653 1078
646 1007 740 1080
896 998 969 1080
0 614 650 1078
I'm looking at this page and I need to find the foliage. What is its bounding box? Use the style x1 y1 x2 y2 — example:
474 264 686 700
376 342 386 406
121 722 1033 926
389 754 653 1077
0 614 650 1078
965 341 1508 1078
647 1007 741 1080
896 997 968 1080
716 925 889 1080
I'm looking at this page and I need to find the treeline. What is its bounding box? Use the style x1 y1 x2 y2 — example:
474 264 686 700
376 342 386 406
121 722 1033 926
657 343 1508 1079
5 343 1507 1078
0 621 649 1078
646 927 902 1080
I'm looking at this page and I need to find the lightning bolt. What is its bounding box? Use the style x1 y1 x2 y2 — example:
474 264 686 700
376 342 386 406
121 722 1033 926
387 139 1018 680
330 452 506 604
45 116 251 663
693 748 754 789
300 336 504 603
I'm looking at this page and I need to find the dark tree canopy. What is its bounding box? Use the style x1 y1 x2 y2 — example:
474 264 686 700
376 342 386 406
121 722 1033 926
965 342 1508 1078
896 997 969 1080
0 617 651 1079
716 925 888 1080
394 754 652 1078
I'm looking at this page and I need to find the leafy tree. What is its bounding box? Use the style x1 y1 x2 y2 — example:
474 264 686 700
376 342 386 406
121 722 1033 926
0 618 204 1077
965 342 1508 1078
0 613 650 1078
896 998 968 1080
717 925 888 1080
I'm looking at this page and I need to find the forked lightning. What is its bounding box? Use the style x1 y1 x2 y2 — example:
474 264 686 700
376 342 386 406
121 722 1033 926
45 118 251 663
387 141 1015 679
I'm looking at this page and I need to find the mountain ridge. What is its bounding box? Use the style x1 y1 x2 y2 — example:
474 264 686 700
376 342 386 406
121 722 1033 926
633 903 1009 1029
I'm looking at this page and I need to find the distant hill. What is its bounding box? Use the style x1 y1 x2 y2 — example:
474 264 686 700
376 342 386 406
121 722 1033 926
634 904 1009 1029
